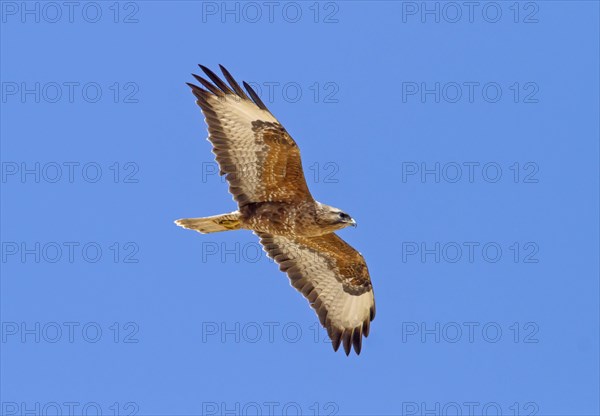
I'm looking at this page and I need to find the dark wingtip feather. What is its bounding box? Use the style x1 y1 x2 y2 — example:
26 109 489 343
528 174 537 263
352 328 362 355
331 328 342 352
363 319 371 338
342 330 351 356
243 81 270 112
199 64 233 94
191 73 223 96
186 82 205 99
192 65 273 114
185 82 198 90
219 64 249 99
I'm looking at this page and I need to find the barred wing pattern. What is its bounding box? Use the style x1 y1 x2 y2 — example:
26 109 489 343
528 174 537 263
187 65 313 207
186 65 376 355
257 232 375 355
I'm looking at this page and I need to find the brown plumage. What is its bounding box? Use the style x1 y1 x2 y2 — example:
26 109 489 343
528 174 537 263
175 65 375 355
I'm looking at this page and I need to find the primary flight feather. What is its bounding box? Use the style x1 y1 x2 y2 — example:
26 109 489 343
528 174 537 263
175 65 375 355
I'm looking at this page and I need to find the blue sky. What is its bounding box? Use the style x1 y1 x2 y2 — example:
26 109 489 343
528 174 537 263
1 1 598 415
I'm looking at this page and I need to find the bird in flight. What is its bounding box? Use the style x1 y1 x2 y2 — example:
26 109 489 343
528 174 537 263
175 65 375 355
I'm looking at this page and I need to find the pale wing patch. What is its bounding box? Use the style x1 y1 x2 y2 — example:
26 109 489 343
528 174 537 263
188 66 312 207
257 232 375 355
203 94 277 204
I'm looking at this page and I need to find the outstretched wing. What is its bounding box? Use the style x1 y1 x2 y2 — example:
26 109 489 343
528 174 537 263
257 232 376 355
187 65 313 207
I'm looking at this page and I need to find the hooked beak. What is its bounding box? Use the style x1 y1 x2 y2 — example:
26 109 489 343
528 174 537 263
349 218 357 228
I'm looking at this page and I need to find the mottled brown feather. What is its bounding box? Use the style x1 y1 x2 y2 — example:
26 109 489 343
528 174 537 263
256 232 375 356
187 66 313 207
184 66 376 356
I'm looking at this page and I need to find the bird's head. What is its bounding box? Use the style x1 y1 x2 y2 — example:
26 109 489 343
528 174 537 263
317 203 357 231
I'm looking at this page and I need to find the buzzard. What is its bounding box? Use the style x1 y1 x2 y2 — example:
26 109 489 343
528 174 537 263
175 65 375 355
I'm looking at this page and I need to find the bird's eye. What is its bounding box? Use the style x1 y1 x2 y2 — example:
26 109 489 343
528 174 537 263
339 212 350 219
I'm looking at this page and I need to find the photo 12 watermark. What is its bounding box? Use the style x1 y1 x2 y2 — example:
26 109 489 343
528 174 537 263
198 240 332 265
200 1 340 24
1 402 140 416
1 1 140 24
401 401 540 416
201 321 332 345
1 162 140 184
400 162 539 184
400 1 540 24
200 161 339 184
243 81 340 104
401 81 539 104
400 241 539 264
1 82 140 104
401 321 540 344
1 241 140 264
1 321 140 344
201 401 339 416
